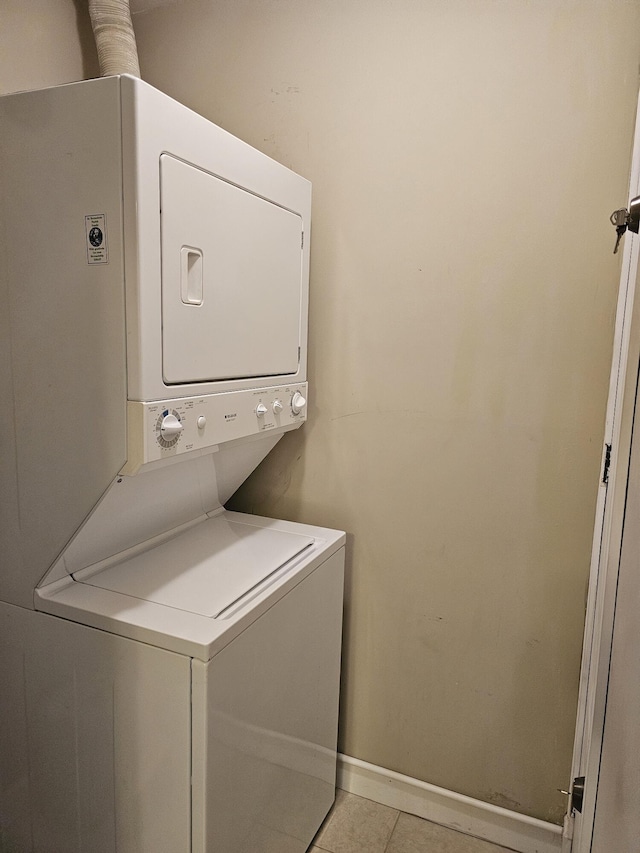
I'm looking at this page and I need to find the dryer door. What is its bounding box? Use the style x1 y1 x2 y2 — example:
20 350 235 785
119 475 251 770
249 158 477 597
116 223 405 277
160 154 303 385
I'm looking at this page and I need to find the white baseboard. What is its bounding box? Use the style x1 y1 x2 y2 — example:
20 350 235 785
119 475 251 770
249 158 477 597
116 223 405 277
337 755 563 853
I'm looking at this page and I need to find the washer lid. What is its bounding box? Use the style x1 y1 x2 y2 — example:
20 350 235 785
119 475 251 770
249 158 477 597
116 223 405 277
76 516 314 618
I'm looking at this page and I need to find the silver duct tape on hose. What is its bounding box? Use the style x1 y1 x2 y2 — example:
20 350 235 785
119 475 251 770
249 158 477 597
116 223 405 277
88 0 141 78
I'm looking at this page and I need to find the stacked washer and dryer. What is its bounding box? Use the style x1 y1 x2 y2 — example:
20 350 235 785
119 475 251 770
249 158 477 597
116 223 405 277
0 76 345 853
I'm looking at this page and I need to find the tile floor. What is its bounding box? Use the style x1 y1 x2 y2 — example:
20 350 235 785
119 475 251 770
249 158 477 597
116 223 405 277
309 791 515 853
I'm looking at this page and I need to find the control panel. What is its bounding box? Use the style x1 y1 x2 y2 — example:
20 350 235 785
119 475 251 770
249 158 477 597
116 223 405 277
121 383 308 474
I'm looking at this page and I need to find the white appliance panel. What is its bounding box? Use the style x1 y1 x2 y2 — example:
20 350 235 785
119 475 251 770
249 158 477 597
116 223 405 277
191 550 343 853
161 154 303 384
77 515 315 618
0 77 127 609
0 602 192 853
122 382 307 474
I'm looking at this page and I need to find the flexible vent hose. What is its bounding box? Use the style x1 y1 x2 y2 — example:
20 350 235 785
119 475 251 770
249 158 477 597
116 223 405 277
88 0 140 78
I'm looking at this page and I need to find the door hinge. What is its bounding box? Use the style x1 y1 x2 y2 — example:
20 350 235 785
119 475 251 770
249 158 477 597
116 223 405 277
602 443 612 484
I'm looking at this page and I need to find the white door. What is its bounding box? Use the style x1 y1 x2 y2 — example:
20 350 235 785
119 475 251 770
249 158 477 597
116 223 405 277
590 374 640 849
565 91 640 851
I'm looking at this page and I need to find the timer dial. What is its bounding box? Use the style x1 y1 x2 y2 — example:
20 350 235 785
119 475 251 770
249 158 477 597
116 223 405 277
156 410 184 448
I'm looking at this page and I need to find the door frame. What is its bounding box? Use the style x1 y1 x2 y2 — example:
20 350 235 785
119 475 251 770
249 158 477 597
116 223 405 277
564 91 640 852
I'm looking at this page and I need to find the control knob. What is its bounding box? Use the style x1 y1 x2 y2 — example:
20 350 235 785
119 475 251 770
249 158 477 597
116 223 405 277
291 391 307 415
272 399 284 415
160 413 184 441
256 403 268 417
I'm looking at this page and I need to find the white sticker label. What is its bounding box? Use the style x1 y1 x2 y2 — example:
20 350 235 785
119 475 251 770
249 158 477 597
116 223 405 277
85 214 108 264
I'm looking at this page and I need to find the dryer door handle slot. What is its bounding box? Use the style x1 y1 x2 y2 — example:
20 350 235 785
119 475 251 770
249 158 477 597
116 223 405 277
180 246 203 305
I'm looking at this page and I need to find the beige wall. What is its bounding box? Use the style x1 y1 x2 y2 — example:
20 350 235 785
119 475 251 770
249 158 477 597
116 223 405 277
131 0 640 823
3 0 640 828
0 1 97 95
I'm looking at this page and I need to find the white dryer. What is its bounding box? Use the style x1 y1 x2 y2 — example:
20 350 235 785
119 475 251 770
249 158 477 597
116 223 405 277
0 76 344 853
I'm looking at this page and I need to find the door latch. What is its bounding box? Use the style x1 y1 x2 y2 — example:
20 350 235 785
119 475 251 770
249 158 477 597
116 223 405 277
610 195 640 253
560 776 585 814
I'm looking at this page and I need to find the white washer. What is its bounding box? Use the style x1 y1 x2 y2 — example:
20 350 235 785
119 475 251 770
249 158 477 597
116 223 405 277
20 510 344 852
0 76 344 853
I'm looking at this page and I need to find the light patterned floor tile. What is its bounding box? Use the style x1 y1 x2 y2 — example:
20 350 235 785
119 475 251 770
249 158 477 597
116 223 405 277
312 790 399 853
244 823 309 852
386 812 515 853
